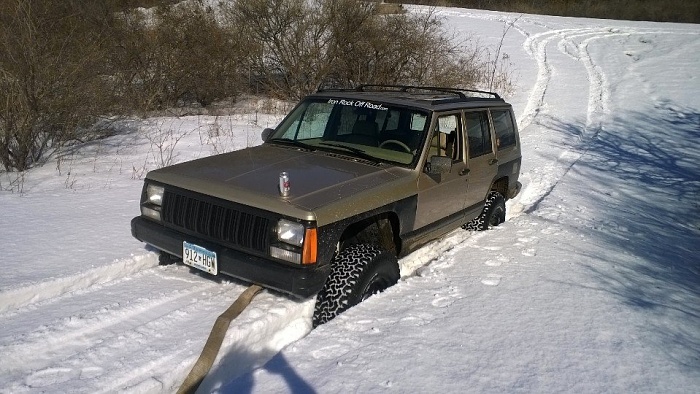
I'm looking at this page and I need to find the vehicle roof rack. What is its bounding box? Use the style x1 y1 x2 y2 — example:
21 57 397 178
351 84 502 100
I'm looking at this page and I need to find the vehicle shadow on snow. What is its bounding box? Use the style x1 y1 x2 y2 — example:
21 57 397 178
207 351 316 393
539 102 700 369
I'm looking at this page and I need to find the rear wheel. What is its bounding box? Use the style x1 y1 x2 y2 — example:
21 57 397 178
313 244 400 327
463 191 506 231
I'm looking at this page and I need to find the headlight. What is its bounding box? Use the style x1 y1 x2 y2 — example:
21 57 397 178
276 219 305 246
142 183 164 221
146 184 164 206
271 219 317 265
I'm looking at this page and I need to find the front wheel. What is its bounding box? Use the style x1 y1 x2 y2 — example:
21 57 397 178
463 191 506 231
313 244 400 327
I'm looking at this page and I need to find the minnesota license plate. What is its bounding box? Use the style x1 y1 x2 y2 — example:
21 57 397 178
183 241 218 275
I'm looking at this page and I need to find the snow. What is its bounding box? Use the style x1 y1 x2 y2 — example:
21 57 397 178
1 6 699 393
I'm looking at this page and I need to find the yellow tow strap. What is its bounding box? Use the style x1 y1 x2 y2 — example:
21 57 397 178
177 284 264 394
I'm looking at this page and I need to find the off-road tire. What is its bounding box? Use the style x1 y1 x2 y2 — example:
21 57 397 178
463 191 506 231
313 244 400 327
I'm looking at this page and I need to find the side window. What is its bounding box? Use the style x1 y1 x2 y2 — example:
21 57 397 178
430 114 462 161
465 111 492 158
491 109 517 150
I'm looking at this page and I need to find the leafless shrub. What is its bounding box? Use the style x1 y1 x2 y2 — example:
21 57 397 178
131 161 148 180
1 0 520 174
322 3 477 88
0 0 118 172
200 117 240 155
224 0 494 99
0 171 25 194
110 1 249 113
222 0 325 99
485 16 520 96
145 120 191 168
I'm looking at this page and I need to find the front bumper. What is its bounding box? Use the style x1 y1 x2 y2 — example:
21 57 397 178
131 216 329 298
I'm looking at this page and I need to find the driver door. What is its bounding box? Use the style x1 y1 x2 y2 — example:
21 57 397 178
415 113 470 230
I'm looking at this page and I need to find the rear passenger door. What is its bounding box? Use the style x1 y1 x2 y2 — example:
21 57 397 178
464 110 498 209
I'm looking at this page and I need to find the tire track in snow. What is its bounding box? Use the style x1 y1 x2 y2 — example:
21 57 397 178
96 288 314 393
517 27 617 130
518 27 689 215
513 26 682 215
0 252 160 314
0 262 314 393
519 30 611 215
0 269 224 379
510 27 602 215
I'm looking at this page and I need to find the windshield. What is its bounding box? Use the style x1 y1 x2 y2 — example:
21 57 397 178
267 98 430 166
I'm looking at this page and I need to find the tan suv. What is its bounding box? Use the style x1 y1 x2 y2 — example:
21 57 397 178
131 85 522 326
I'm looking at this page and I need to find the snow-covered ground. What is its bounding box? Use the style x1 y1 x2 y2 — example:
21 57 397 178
1 6 699 393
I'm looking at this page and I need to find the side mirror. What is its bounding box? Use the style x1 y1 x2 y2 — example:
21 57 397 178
427 155 452 175
261 128 275 142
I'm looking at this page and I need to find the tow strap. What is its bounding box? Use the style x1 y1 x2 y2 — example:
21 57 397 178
177 284 263 394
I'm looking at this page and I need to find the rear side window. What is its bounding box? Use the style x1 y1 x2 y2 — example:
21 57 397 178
465 111 492 158
491 109 517 150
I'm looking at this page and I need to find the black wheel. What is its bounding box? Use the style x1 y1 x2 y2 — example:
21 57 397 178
312 244 400 327
463 191 506 231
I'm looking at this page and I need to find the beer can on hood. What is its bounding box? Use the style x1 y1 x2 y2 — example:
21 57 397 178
279 172 290 197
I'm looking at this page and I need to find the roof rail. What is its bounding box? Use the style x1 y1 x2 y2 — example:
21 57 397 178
354 84 502 100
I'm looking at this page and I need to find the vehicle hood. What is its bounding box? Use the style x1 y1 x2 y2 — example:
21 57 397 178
146 144 409 221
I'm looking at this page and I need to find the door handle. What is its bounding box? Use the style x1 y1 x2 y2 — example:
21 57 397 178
459 168 470 176
489 158 499 165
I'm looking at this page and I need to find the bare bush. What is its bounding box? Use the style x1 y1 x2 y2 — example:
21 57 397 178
145 120 191 168
0 0 516 173
223 0 326 99
322 2 481 88
111 1 249 113
0 170 25 194
0 0 117 171
225 0 492 99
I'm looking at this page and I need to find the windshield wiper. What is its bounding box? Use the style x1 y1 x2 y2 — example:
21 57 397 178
318 142 382 164
267 138 316 151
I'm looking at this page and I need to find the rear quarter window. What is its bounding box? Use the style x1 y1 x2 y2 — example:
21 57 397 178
491 109 517 150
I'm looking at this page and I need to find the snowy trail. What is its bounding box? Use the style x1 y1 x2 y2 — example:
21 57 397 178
0 262 314 393
0 233 481 392
508 22 698 216
2 265 220 391
0 253 160 314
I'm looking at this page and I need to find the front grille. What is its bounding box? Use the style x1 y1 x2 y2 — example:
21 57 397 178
161 189 271 252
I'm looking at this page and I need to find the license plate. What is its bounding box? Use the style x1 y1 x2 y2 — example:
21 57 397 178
183 241 218 275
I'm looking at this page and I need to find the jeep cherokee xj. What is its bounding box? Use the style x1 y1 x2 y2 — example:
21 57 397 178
131 85 522 326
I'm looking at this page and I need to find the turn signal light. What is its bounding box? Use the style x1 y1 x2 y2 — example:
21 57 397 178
302 228 317 265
